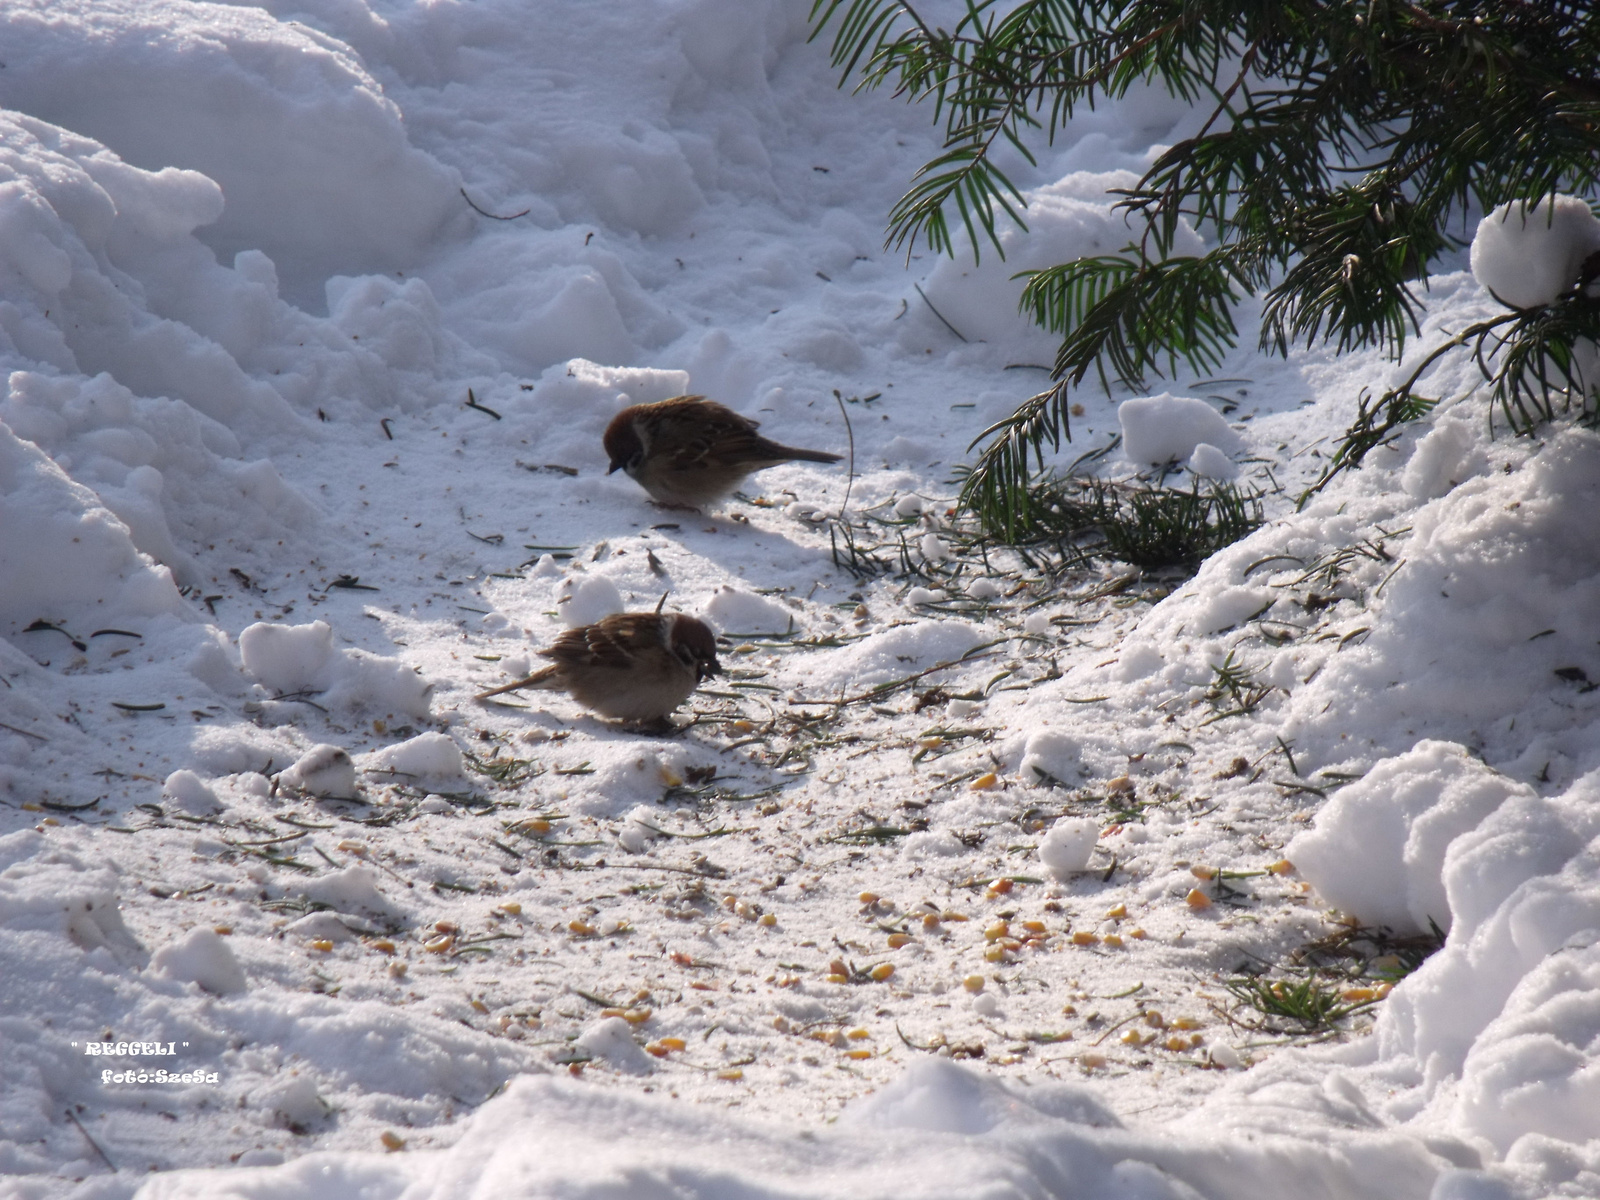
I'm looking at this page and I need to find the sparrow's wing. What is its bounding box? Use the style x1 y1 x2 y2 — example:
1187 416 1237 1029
539 614 660 670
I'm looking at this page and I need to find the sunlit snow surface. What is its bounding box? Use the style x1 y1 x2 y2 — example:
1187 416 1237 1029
1 2 1598 1198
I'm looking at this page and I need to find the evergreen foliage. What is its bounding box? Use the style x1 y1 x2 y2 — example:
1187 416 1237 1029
810 1 1600 537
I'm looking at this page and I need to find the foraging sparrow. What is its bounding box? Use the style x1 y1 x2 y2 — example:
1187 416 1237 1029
476 612 722 724
603 395 842 508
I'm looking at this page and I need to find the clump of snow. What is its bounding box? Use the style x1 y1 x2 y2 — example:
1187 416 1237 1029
162 768 220 815
1401 415 1489 500
920 171 1203 350
1018 730 1081 785
239 620 431 717
1187 441 1238 481
704 586 792 634
806 620 985 690
557 575 625 628
278 744 358 799
151 926 247 994
1289 740 1532 934
1118 393 1244 467
1038 818 1099 877
361 732 466 790
299 866 403 920
575 1016 653 1074
1470 194 1600 309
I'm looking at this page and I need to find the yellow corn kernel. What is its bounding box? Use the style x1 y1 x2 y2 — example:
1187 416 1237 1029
372 939 395 954
310 939 334 952
659 1036 686 1051
846 1048 873 1060
623 1007 652 1024
1119 1028 1146 1046
1107 775 1135 793
1340 986 1378 1002
1129 928 1148 940
732 718 757 732
512 817 551 836
1188 1033 1204 1047
1164 1035 1190 1052
568 919 596 935
717 1068 744 1081
601 1007 626 1019
987 878 1014 895
983 945 1011 963
38 817 60 827
844 1028 869 1040
969 772 999 791
758 912 777 927
941 911 970 922
1081 1052 1107 1069
869 963 895 982
646 1041 671 1057
1143 1011 1165 1028
213 925 233 936
1267 859 1295 875
963 974 986 993
423 934 454 953
1104 903 1128 920
1060 1004 1077 1016
887 932 913 949
1185 888 1213 910
984 921 1010 942
1170 1016 1202 1031
497 902 522 916
858 891 879 904
1190 865 1218 881
1102 933 1124 949
921 913 942 931
337 840 368 855
380 1131 405 1152
470 999 489 1014
825 973 850 985
434 920 459 934
828 958 850 977
1071 930 1098 946
19 802 42 813
1021 919 1048 934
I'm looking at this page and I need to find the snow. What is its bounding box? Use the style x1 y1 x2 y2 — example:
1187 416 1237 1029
0 1 1598 1197
1471 195 1600 309
1118 392 1244 467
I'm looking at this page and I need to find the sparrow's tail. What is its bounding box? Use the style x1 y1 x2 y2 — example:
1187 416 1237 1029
476 664 560 700
764 441 843 465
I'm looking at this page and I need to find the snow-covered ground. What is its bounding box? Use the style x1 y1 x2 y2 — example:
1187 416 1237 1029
2 2 1599 1198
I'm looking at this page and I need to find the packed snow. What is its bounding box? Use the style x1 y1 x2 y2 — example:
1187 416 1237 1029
1 2 1599 1199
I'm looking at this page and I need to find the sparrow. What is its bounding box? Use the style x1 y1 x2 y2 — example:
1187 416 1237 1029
475 612 722 724
603 395 843 508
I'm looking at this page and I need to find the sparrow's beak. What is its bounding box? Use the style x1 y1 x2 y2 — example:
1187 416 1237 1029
700 657 723 680
606 460 621 475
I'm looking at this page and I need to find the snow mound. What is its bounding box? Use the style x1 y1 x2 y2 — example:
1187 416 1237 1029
0 0 464 302
1038 818 1099 878
805 620 987 691
704 586 793 635
556 575 624 628
0 421 187 639
1471 194 1600 309
162 769 221 816
361 732 466 790
1119 393 1245 466
239 620 431 717
151 926 248 995
920 170 1203 350
575 1015 654 1074
299 866 404 921
278 744 358 800
1289 740 1532 934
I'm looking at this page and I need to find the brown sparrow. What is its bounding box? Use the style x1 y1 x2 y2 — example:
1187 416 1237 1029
476 612 721 724
603 395 842 508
